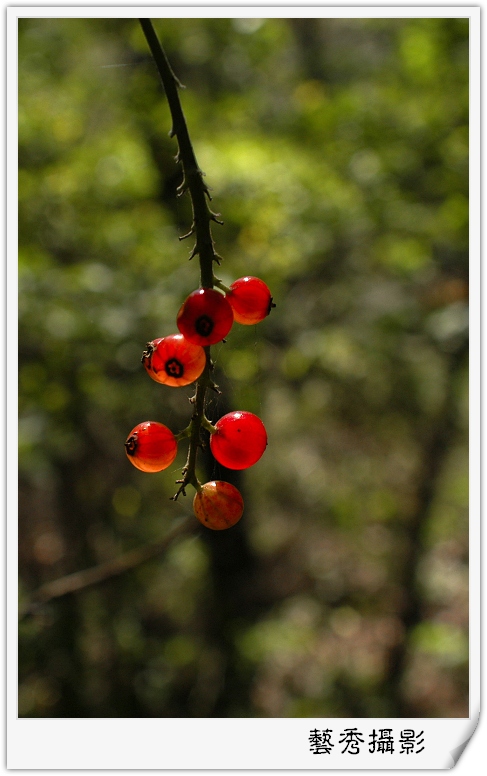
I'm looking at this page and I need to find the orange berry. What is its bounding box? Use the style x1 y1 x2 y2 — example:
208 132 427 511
142 334 206 387
193 481 244 530
125 421 177 473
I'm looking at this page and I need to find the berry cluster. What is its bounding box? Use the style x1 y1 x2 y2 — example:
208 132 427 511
125 276 273 530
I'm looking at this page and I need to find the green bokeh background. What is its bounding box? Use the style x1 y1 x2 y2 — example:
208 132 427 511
19 17 469 718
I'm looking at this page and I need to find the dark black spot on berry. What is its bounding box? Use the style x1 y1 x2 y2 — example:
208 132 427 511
125 435 138 456
195 314 214 337
165 358 184 378
141 341 155 367
267 296 276 315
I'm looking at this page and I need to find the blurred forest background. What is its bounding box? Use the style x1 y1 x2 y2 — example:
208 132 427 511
18 17 469 718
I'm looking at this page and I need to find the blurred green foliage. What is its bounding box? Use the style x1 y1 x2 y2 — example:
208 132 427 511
19 17 468 718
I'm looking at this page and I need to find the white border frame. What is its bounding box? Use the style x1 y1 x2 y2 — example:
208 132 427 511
6 5 481 771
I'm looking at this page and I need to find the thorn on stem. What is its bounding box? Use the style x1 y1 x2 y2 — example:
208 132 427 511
176 176 188 195
179 225 195 241
172 481 187 500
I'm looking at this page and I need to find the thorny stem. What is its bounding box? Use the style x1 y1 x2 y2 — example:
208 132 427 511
139 18 222 288
139 19 222 499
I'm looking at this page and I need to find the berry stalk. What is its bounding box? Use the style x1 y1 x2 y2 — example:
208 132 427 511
172 362 209 498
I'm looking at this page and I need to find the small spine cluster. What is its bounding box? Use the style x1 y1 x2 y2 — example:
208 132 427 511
125 276 273 530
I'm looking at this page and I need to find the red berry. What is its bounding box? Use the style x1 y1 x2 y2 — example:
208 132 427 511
226 276 273 325
142 334 206 387
210 411 267 470
193 481 244 530
125 421 177 473
177 288 233 346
